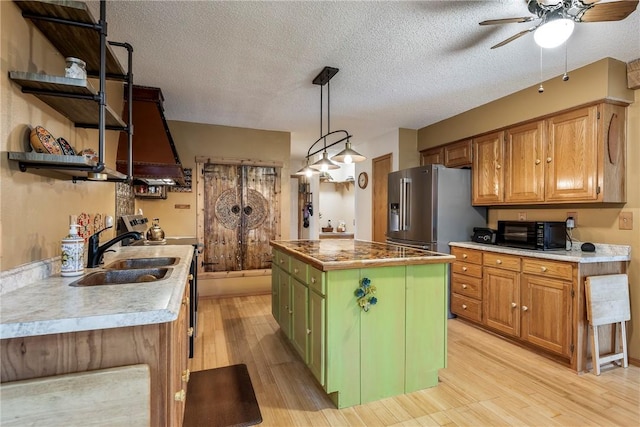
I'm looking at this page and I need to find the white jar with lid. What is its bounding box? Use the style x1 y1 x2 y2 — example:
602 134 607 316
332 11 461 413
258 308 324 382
61 224 84 276
65 57 87 79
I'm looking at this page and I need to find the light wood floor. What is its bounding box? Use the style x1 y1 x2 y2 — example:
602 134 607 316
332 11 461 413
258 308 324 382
189 295 640 426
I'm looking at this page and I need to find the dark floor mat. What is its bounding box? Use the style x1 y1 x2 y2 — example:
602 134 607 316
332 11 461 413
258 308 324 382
183 364 262 427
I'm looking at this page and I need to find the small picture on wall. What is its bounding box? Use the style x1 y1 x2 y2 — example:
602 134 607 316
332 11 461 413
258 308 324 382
169 168 192 192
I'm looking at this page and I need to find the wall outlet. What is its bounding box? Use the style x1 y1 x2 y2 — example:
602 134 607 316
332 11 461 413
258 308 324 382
518 212 527 221
619 212 633 230
566 212 577 227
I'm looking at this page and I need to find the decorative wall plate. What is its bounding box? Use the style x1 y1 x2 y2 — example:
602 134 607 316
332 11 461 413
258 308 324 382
81 148 98 163
30 126 62 155
57 137 76 155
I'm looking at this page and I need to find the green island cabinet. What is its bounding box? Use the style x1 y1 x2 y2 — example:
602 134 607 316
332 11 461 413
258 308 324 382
271 241 450 408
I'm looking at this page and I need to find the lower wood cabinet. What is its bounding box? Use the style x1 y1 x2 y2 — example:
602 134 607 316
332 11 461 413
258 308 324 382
449 245 628 372
0 281 191 427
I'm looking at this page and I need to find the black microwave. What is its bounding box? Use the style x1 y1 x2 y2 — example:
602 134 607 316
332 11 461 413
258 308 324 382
496 221 566 250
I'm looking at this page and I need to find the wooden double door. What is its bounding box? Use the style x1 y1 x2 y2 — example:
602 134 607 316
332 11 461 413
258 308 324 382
202 163 280 272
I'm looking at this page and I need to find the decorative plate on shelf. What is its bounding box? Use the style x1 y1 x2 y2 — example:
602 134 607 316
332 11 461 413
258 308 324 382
77 212 92 242
56 137 76 155
30 126 62 155
80 148 98 163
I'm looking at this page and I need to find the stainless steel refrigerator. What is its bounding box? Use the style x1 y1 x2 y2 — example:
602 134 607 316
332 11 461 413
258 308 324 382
387 165 486 318
387 165 486 252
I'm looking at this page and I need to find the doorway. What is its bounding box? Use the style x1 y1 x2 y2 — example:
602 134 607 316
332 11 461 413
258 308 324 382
372 153 392 242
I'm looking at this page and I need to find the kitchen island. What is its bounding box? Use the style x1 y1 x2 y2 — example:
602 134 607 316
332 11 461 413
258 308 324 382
270 239 455 408
1 245 194 427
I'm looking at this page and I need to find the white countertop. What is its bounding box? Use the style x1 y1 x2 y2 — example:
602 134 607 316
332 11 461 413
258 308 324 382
449 242 631 263
0 245 194 340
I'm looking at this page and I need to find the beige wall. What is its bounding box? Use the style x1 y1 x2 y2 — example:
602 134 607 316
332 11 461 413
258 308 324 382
417 58 640 361
1 1 121 271
398 128 419 170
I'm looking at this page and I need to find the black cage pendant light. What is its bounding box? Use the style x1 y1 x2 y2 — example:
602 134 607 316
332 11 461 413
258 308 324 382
305 67 365 172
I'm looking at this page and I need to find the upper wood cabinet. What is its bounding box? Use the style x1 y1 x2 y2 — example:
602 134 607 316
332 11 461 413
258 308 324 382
472 102 627 206
504 120 546 204
472 131 504 205
420 146 444 166
420 139 472 168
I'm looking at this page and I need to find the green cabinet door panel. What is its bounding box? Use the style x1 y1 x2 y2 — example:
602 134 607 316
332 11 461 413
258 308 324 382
271 265 280 321
359 266 407 404
325 269 361 408
278 272 291 339
308 290 325 386
291 278 308 362
405 263 447 393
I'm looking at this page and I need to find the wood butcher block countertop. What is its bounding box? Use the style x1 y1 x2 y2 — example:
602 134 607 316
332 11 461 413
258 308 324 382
270 239 454 271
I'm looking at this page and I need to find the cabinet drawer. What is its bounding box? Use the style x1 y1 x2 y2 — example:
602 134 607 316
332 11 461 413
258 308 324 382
290 257 309 283
451 262 482 278
522 258 573 281
483 253 521 271
273 250 290 272
451 273 482 299
308 266 325 295
451 294 482 323
450 247 482 265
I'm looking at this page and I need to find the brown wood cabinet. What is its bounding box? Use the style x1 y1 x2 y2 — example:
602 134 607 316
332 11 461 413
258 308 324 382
472 131 504 204
472 102 627 206
450 247 483 323
0 282 191 427
420 139 472 168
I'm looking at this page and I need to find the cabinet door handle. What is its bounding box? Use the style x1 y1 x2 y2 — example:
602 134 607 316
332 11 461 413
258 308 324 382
522 305 529 311
540 266 547 272
462 304 468 310
187 327 194 337
496 259 502 264
182 369 190 383
462 266 468 271
188 274 194 281
174 389 186 402
182 296 190 306
280 259 284 264
546 157 552 163
462 284 468 289
289 310 293 315
306 328 311 335
311 277 316 284
294 268 299 273
511 302 517 308
462 254 468 259
496 164 501 169
535 159 541 165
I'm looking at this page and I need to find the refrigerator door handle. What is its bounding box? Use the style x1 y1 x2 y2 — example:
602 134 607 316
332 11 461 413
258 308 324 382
400 178 411 230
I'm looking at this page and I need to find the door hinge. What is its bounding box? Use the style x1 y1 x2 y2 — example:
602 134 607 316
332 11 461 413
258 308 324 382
596 186 601 194
571 289 575 298
570 343 574 353
597 111 600 119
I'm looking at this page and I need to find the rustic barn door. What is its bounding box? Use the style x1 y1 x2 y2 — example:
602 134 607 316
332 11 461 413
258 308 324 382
202 163 280 272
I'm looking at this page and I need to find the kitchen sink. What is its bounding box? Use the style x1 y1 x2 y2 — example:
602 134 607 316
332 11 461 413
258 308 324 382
105 257 180 269
70 268 172 286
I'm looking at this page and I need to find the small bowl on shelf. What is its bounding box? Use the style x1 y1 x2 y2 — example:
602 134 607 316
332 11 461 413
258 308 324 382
322 227 334 232
30 126 62 155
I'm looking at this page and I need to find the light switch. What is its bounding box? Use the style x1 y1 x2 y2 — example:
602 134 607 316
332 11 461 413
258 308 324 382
619 212 633 230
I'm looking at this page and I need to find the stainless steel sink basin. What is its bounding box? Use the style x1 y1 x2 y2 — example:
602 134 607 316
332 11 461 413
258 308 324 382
70 268 172 286
105 257 180 269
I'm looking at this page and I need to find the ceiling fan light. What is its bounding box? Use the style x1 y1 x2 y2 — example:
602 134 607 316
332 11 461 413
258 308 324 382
309 152 340 171
534 18 574 48
331 141 366 164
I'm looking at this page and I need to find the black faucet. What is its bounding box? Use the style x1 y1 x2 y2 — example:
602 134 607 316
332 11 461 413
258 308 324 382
87 230 143 268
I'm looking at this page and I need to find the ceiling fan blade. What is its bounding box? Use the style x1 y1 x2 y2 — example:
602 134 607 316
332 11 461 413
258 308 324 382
490 27 537 49
579 0 638 22
480 16 536 25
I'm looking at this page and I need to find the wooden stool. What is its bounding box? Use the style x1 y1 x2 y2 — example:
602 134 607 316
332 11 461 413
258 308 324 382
585 274 630 375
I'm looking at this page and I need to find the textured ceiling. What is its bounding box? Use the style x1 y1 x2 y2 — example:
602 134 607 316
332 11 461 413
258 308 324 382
90 1 640 162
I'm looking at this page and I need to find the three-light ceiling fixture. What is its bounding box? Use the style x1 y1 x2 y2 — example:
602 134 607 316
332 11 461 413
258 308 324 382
296 67 366 178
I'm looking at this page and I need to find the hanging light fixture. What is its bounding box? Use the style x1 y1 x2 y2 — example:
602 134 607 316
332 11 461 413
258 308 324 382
295 158 318 177
534 10 575 49
305 67 365 172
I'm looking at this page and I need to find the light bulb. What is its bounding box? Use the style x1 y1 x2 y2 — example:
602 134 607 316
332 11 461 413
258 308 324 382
305 169 312 178
343 154 353 164
534 18 574 49
321 164 329 172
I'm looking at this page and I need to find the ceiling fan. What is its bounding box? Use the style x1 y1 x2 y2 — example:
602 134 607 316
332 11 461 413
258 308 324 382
480 0 639 49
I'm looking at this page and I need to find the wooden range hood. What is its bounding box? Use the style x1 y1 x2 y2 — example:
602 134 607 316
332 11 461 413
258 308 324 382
116 85 185 185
